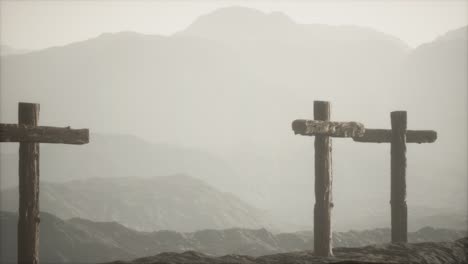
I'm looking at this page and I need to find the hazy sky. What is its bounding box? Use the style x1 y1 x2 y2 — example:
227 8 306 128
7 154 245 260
1 1 467 50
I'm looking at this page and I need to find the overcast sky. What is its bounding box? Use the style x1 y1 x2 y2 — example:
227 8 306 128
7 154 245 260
0 1 467 50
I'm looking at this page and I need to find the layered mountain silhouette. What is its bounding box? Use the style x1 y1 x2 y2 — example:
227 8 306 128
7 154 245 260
0 7 466 232
0 173 266 232
0 133 236 191
1 134 465 233
0 7 413 134
1 211 465 264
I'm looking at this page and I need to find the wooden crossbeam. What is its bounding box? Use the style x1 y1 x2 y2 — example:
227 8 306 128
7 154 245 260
292 101 367 257
0 102 90 264
0 124 89 144
293 106 438 248
352 111 437 244
292 120 365 137
353 129 437 143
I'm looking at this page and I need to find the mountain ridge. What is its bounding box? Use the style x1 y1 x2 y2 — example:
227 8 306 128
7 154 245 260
0 5 466 234
1 211 466 264
0 173 268 232
179 6 410 51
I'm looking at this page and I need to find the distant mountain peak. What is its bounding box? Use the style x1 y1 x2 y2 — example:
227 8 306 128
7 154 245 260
179 6 295 38
96 31 155 40
434 25 468 43
194 6 294 24
178 6 409 51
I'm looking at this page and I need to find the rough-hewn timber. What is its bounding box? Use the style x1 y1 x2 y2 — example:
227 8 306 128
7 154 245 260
18 103 40 264
352 111 437 244
1 102 91 264
390 111 408 243
313 101 333 257
353 129 437 143
0 124 89 144
292 119 365 137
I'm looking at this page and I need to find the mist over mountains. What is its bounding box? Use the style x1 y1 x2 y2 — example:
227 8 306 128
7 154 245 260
1 173 266 232
0 7 466 232
0 133 236 192
1 134 465 232
1 211 465 264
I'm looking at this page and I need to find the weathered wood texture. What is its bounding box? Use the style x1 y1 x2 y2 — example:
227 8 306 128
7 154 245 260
313 101 333 257
18 103 40 264
0 124 89 144
390 111 408 243
353 129 437 143
292 120 365 137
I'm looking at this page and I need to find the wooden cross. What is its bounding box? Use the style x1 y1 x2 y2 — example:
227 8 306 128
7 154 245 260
353 111 437 243
291 101 365 257
0 102 89 264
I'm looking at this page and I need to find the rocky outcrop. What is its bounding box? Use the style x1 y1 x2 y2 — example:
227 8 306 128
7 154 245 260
106 237 468 264
1 211 466 263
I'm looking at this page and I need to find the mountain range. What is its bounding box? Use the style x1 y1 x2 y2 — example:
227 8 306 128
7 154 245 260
0 173 266 232
0 211 465 264
0 133 236 193
1 168 465 233
0 6 466 232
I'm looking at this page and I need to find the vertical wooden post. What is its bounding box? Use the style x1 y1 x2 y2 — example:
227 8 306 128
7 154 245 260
313 101 333 256
390 111 407 243
18 103 40 264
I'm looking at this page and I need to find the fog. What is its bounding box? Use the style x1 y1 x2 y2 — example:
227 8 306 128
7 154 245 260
1 1 467 50
0 1 467 234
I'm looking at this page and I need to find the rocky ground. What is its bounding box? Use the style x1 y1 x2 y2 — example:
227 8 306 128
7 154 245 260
106 237 468 264
3 211 465 263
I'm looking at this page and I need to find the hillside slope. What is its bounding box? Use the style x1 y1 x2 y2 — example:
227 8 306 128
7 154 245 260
0 174 266 232
1 211 465 264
